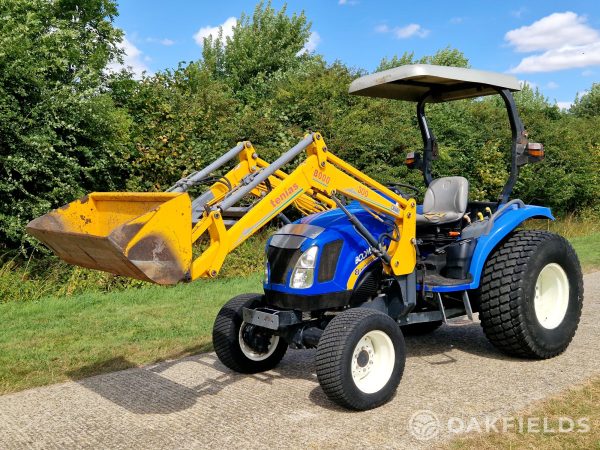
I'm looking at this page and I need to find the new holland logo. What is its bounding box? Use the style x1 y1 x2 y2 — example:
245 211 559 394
354 247 373 265
270 183 300 208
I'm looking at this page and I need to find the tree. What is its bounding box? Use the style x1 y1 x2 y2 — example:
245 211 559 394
201 1 311 95
571 83 600 118
377 47 470 71
0 0 131 249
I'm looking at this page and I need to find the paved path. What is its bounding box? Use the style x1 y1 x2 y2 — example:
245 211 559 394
1 273 598 449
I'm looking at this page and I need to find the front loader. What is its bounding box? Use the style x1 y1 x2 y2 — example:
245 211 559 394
29 64 584 411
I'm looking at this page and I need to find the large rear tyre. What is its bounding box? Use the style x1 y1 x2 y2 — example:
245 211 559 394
212 293 288 373
478 230 583 359
316 308 405 410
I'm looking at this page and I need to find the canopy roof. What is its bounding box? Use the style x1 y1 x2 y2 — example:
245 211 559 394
348 64 521 103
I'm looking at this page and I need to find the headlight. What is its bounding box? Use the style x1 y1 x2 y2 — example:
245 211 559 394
264 260 270 283
290 246 318 289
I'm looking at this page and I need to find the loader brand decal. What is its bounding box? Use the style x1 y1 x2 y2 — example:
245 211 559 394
235 185 305 247
354 247 373 265
312 170 331 186
347 254 377 289
270 183 300 208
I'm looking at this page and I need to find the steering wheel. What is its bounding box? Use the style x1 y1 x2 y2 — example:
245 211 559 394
387 183 420 199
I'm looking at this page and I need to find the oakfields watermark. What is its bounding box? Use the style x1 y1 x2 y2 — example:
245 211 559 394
408 410 591 441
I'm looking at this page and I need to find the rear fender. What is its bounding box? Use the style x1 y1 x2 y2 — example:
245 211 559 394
468 204 554 289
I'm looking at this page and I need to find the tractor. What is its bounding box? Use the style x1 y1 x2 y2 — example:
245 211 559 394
28 64 583 410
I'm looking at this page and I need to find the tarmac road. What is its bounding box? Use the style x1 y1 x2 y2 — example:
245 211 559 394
0 272 598 449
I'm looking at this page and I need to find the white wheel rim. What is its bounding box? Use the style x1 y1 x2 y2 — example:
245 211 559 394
533 263 570 330
238 322 280 361
350 330 395 394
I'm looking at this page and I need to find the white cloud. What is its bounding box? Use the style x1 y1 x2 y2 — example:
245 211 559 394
505 12 598 52
556 101 572 110
506 12 600 73
107 37 149 79
450 17 465 25
582 69 594 76
146 37 175 46
546 81 559 89
193 16 237 46
510 42 600 73
375 23 429 39
297 31 321 55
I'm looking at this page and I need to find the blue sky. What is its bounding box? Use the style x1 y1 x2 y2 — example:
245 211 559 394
114 1 600 108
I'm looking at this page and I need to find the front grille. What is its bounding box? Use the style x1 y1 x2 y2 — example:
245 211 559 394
317 240 343 282
267 246 301 285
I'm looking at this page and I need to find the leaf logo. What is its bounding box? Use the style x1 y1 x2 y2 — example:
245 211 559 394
408 409 440 441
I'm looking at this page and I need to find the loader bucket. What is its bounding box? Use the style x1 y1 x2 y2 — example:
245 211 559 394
26 193 192 285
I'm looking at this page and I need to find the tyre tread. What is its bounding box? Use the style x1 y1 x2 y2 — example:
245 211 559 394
478 230 583 359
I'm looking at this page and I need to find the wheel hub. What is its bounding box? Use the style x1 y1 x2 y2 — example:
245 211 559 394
356 349 370 367
238 322 280 361
242 324 271 353
350 331 394 394
533 263 570 330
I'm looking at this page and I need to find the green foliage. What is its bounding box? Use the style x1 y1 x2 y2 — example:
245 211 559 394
571 83 600 118
202 1 310 96
117 63 240 190
377 46 470 71
0 0 130 248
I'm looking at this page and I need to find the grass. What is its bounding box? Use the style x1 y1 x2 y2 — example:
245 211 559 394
526 215 600 272
570 234 600 273
0 273 262 394
445 376 600 449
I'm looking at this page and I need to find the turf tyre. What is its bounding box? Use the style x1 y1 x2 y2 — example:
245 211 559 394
478 230 583 359
316 308 405 410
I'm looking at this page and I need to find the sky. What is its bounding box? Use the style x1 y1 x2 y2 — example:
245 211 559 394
113 0 600 109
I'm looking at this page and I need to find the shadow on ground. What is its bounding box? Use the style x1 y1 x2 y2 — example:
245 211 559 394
68 320 520 415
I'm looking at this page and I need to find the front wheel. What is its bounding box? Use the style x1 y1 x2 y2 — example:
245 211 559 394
212 293 288 373
316 308 405 410
478 230 583 359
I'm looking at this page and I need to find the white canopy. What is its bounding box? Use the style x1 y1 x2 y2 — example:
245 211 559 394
349 64 521 103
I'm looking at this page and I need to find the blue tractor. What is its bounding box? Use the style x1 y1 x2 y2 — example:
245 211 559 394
213 65 584 410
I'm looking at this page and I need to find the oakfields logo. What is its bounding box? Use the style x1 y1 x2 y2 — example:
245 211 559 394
270 183 300 208
408 410 591 441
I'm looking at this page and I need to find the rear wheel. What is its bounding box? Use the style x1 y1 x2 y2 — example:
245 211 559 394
478 230 583 359
316 308 405 410
212 293 288 373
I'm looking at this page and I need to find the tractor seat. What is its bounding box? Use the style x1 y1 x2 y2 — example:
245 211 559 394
416 177 468 226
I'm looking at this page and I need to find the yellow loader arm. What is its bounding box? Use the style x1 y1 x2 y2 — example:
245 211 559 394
189 133 416 280
27 133 416 284
174 141 334 218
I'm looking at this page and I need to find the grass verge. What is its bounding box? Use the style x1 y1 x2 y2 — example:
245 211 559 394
0 273 262 394
446 376 600 449
569 233 600 273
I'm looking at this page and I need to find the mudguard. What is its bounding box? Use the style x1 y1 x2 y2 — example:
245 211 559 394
467 204 554 289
